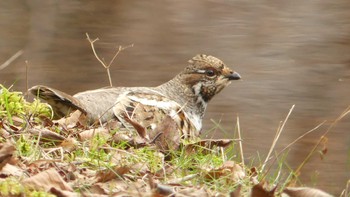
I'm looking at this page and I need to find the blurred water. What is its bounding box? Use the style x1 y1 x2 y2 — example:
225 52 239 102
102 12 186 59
0 0 349 194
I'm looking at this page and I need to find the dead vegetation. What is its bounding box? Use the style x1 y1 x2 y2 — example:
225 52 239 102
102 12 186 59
2 82 348 197
0 35 348 196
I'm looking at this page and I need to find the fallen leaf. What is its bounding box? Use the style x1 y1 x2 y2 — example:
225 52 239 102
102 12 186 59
78 128 110 141
319 136 328 160
28 128 65 144
50 187 79 197
11 116 26 126
22 168 73 192
111 132 148 149
251 183 276 197
60 137 79 152
283 187 333 197
95 166 130 182
184 139 234 155
123 113 148 139
152 183 175 196
85 184 109 195
55 110 85 128
230 185 242 197
151 115 181 152
0 163 24 177
204 161 245 182
39 115 54 127
0 141 16 170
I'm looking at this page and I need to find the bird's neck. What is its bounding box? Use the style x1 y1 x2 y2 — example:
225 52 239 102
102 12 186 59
155 76 207 120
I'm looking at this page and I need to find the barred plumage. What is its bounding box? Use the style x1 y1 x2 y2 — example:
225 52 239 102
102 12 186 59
30 54 241 150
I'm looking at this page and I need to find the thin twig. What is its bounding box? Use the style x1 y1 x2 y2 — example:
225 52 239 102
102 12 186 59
108 44 134 68
85 33 133 87
106 68 113 87
86 33 105 67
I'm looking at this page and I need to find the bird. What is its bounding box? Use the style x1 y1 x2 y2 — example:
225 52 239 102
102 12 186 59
30 54 241 149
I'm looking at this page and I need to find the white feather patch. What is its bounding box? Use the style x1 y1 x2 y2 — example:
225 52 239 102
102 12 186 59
192 83 207 108
128 95 179 110
185 112 202 131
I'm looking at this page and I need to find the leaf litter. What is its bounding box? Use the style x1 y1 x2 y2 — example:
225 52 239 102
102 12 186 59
0 85 340 196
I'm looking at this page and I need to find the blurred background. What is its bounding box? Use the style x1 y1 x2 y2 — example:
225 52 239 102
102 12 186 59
0 0 349 194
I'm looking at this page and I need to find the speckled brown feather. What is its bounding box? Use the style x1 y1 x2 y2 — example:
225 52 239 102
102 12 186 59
29 54 241 143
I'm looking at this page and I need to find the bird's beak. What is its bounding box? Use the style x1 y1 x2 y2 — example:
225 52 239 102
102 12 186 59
225 71 241 80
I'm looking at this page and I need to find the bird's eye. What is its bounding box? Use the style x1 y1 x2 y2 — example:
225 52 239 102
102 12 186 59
206 69 216 77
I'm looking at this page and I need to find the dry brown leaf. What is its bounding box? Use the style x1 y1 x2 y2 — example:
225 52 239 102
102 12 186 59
0 163 24 177
123 113 148 139
60 137 79 152
319 136 328 160
0 141 16 170
1 119 21 133
26 159 59 175
22 168 73 192
85 184 109 195
38 115 55 127
151 115 181 152
78 128 111 141
184 139 234 155
0 127 10 138
230 185 242 197
250 183 276 197
104 119 122 131
55 110 85 128
50 187 80 197
197 139 234 148
204 161 245 182
283 187 333 197
11 116 26 126
173 186 210 197
152 183 175 196
95 166 131 182
111 132 148 149
91 179 131 195
111 132 132 143
28 128 65 143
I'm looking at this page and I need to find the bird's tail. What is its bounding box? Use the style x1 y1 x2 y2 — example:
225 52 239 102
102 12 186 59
29 85 86 118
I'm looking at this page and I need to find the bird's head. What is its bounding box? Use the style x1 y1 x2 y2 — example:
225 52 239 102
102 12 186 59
181 54 241 103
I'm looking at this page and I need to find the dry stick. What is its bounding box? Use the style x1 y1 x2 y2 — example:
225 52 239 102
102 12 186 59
261 104 295 172
236 116 244 166
0 50 23 70
293 106 350 178
85 33 133 87
86 33 112 86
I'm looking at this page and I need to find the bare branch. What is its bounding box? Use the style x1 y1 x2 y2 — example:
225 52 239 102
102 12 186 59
108 44 134 67
85 33 133 87
86 33 107 68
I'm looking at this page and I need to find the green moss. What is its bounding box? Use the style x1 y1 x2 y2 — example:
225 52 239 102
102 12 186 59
0 85 53 123
0 178 55 197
